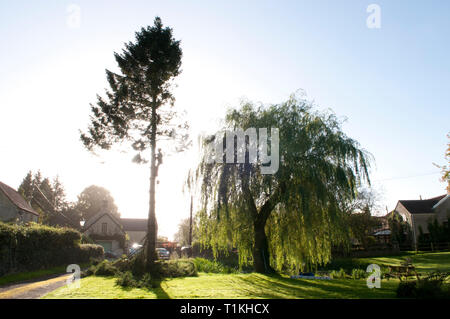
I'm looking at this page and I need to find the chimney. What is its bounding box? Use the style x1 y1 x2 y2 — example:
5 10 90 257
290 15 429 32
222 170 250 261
419 195 422 200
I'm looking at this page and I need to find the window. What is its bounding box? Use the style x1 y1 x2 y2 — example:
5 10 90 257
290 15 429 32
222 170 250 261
101 223 108 234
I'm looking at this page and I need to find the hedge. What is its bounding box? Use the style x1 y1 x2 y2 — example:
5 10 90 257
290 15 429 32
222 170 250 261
0 222 104 276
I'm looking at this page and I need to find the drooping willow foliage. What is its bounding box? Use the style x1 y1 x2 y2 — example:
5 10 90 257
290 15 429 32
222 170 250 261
189 94 372 272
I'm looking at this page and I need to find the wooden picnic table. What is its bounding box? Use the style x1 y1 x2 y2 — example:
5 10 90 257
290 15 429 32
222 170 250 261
384 265 418 280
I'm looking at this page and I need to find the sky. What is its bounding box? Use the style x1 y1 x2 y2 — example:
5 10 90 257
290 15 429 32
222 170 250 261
0 0 449 240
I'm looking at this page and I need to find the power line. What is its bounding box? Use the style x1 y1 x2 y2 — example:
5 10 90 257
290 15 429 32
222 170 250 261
373 171 441 182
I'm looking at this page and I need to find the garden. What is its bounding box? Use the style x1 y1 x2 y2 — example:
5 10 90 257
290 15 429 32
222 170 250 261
42 251 450 299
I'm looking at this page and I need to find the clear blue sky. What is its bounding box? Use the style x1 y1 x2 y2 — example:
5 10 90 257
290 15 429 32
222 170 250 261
1 1 449 238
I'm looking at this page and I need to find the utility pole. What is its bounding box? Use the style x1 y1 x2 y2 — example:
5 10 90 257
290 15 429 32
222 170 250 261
189 195 193 247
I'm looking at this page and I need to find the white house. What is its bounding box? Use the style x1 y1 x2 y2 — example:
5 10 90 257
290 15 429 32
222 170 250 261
394 194 450 248
82 205 127 256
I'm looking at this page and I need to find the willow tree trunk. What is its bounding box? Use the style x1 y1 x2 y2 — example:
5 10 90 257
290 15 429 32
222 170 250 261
252 213 274 274
146 104 158 271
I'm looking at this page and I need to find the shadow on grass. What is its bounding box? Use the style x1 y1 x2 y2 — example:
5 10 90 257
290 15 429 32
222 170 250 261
116 278 171 299
236 273 397 299
151 279 171 299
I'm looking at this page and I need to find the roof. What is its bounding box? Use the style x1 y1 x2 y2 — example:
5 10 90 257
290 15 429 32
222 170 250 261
121 218 148 231
373 229 391 236
398 194 446 214
433 194 449 209
0 181 39 216
83 211 125 234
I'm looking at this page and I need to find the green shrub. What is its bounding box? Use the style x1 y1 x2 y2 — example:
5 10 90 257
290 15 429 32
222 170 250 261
115 271 136 287
193 258 238 274
93 260 118 276
156 259 197 278
415 279 445 299
351 268 367 279
396 281 417 298
330 268 347 279
396 273 450 299
112 257 132 272
0 222 103 276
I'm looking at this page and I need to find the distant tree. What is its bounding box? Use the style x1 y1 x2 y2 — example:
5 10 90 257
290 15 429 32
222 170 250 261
341 188 383 248
18 171 75 227
80 17 189 271
174 218 197 246
387 211 412 246
74 185 120 222
347 207 382 249
433 133 450 193
426 217 450 244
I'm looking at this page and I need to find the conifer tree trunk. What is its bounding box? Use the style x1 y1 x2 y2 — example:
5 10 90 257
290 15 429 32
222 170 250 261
146 104 158 270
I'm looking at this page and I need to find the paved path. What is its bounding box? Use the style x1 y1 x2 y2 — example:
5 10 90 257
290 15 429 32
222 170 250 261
0 273 72 299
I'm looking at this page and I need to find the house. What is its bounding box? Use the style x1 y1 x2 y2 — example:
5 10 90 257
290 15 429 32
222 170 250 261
394 194 450 248
371 213 393 244
0 181 39 224
120 218 148 245
82 204 127 256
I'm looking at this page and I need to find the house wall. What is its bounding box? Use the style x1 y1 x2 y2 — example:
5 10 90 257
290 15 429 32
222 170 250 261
0 191 18 222
412 213 436 236
96 239 122 254
84 214 123 236
83 215 125 256
395 203 436 247
127 230 146 245
434 197 450 223
396 203 412 225
0 191 38 223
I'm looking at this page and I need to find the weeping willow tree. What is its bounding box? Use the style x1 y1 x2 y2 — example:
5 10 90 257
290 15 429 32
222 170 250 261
189 94 372 274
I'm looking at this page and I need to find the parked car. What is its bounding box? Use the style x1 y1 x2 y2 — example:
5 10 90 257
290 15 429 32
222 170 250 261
180 245 192 257
156 247 170 260
128 243 143 257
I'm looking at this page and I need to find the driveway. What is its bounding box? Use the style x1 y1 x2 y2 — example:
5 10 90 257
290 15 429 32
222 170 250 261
0 273 72 299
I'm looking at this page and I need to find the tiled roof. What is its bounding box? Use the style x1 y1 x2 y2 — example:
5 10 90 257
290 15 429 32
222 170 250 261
120 218 148 231
399 194 446 214
0 181 39 216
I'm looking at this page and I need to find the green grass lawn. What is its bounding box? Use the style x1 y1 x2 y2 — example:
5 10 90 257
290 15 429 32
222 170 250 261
42 273 399 299
359 251 450 272
42 251 450 299
0 263 90 287
0 266 68 287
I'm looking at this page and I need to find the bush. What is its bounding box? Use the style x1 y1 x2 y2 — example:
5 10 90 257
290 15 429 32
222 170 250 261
351 268 367 279
156 259 197 278
0 222 103 276
330 268 347 279
193 258 238 274
415 280 444 299
320 258 369 274
396 281 417 298
115 271 137 287
396 272 450 299
93 260 118 276
77 244 104 262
